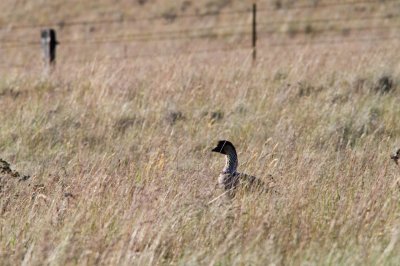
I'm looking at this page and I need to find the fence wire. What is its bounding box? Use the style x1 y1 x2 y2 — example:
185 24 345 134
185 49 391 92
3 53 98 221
0 0 399 68
0 0 397 30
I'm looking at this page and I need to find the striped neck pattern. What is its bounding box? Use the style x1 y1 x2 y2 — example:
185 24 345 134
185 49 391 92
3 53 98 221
223 149 238 174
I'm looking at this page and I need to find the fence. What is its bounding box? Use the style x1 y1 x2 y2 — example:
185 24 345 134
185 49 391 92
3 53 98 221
1 0 399 69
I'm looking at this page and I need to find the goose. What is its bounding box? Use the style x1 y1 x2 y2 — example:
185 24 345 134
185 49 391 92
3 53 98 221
211 140 266 195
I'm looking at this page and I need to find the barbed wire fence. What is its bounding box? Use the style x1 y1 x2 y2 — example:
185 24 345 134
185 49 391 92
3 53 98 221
1 0 399 69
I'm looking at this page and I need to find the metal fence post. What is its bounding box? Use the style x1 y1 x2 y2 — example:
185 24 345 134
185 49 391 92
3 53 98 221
252 3 257 62
41 29 58 68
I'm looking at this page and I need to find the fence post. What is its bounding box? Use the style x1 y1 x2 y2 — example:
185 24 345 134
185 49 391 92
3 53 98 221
41 29 58 68
252 3 257 62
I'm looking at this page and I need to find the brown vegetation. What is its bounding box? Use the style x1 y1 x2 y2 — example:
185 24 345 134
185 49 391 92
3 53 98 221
1 0 400 265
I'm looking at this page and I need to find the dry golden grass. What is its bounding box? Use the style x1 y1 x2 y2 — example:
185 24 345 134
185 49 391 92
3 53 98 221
2 0 400 265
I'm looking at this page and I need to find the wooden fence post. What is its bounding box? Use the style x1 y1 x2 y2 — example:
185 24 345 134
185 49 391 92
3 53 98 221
41 29 58 67
252 3 257 62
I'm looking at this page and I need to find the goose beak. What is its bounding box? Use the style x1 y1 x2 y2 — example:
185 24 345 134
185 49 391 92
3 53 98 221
211 147 219 152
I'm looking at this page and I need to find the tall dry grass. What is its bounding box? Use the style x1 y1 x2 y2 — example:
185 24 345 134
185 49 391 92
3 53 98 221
2 0 400 265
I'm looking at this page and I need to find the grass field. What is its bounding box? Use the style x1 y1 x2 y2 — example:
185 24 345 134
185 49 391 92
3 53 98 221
1 0 400 265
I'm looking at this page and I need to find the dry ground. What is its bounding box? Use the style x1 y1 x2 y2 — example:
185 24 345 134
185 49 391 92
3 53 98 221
1 0 400 265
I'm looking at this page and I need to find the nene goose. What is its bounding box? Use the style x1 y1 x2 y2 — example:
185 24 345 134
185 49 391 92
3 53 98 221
211 140 265 195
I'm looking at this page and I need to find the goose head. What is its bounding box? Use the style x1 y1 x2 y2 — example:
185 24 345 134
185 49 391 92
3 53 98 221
211 140 236 155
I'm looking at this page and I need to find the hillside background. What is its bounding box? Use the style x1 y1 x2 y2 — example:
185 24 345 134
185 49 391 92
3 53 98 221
1 0 400 265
